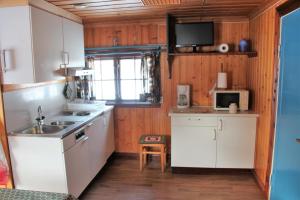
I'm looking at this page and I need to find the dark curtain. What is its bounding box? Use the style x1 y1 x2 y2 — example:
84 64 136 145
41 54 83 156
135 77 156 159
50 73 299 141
141 52 161 103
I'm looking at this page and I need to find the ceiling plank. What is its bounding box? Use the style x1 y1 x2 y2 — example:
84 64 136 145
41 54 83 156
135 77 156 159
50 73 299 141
45 0 269 21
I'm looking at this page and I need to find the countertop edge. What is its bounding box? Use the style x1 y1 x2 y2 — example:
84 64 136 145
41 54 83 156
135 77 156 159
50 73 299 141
168 113 259 117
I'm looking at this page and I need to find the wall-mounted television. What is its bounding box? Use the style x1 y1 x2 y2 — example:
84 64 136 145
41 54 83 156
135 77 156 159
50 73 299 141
175 22 214 48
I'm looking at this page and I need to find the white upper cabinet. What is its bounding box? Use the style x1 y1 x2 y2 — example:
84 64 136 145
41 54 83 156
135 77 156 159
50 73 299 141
0 6 35 84
31 6 64 82
62 18 85 68
0 6 84 84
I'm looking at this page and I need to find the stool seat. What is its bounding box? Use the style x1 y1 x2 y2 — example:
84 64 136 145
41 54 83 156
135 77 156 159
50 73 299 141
139 135 167 144
139 134 167 173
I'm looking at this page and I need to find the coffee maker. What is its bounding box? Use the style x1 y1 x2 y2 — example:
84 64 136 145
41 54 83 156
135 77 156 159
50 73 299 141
177 85 190 109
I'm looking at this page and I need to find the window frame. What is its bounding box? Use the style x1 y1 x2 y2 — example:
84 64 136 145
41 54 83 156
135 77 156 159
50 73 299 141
93 55 150 102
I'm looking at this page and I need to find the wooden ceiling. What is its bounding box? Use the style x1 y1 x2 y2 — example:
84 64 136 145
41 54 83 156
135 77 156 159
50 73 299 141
46 0 270 22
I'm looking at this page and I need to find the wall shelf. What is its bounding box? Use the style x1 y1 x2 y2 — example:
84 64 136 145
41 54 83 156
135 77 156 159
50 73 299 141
169 51 257 57
166 14 258 79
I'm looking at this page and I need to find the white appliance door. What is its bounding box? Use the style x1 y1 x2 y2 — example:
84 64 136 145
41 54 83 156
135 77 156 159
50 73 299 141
64 134 90 198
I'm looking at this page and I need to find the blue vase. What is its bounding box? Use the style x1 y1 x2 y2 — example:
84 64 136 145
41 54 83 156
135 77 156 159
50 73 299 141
239 39 250 52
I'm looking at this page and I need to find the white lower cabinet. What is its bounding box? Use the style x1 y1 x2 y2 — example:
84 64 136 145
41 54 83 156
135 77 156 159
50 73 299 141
64 131 91 198
172 126 217 168
8 110 115 198
104 110 115 160
85 115 107 179
171 114 257 169
216 117 257 168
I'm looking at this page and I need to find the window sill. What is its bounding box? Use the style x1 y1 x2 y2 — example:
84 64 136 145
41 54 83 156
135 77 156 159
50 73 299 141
105 100 161 108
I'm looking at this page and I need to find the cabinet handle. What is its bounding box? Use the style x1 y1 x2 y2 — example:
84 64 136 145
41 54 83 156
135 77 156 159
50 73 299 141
2 50 7 72
63 52 69 65
218 119 223 131
82 136 89 142
77 135 89 143
86 123 93 128
2 50 13 73
187 118 201 121
213 129 217 140
66 52 70 65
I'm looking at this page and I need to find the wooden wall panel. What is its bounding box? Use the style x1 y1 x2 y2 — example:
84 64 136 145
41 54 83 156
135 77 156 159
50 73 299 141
85 20 250 153
247 0 286 194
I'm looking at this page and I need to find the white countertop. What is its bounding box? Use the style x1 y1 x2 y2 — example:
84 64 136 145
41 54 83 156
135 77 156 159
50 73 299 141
9 105 114 138
169 107 258 117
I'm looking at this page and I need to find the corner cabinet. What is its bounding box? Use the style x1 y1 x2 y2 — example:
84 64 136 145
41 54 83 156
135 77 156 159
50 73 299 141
0 6 85 84
170 114 257 169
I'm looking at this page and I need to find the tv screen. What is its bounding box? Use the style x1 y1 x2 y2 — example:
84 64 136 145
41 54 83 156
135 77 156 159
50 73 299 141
175 22 214 47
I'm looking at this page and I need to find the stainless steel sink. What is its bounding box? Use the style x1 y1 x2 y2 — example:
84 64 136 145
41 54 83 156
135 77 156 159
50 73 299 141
50 121 76 126
21 125 67 135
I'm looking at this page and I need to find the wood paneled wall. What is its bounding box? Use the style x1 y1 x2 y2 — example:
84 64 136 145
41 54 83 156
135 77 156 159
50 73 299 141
84 20 250 153
248 0 287 195
248 9 276 191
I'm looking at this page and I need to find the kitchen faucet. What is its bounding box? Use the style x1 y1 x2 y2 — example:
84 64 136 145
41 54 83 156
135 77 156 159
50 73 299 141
36 105 45 127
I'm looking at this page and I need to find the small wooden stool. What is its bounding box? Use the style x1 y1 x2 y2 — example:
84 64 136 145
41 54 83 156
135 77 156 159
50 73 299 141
139 135 167 173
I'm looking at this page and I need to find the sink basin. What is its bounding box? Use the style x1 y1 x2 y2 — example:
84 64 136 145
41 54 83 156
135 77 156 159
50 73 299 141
50 121 76 126
60 110 91 116
21 125 67 135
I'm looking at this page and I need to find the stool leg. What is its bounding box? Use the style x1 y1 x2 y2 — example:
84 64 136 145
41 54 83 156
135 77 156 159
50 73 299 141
160 145 165 173
140 146 143 171
143 148 147 165
164 147 167 169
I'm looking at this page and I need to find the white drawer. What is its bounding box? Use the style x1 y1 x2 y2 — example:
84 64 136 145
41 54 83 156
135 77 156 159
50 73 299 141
171 116 217 127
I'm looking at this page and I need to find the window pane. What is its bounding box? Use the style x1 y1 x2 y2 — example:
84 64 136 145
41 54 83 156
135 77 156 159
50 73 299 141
94 60 101 80
93 81 103 99
101 60 114 80
120 80 136 100
120 59 135 79
135 59 142 79
102 81 115 100
135 80 144 99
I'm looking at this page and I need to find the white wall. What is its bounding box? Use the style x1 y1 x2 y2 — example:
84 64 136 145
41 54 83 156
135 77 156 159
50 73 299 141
3 83 67 132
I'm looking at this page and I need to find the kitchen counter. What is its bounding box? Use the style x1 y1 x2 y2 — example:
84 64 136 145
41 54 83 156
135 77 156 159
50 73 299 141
169 106 258 117
8 105 114 138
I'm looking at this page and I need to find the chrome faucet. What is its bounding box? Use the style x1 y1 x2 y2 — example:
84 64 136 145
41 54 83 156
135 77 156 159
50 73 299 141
36 105 45 127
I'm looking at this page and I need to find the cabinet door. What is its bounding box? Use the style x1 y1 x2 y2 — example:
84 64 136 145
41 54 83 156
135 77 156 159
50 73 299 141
85 115 106 179
64 135 90 198
104 110 115 160
31 6 64 82
171 126 217 168
216 117 256 168
62 18 85 68
0 6 34 84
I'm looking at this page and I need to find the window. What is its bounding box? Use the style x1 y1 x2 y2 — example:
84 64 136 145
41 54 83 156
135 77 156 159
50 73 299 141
93 59 115 100
93 56 151 101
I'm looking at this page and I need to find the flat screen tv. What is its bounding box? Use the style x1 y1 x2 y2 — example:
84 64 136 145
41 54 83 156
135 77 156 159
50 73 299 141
175 22 214 48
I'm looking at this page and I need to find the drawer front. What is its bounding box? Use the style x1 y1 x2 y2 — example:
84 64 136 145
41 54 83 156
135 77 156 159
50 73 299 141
171 116 217 127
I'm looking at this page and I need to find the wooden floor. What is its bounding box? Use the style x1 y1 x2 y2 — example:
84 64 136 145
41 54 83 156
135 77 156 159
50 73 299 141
80 157 265 200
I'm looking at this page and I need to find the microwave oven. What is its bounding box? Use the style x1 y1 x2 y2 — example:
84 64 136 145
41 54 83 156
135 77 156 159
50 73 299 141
213 90 249 111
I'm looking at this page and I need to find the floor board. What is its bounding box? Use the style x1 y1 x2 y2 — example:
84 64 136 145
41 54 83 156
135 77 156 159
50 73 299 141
80 157 265 200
